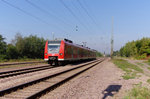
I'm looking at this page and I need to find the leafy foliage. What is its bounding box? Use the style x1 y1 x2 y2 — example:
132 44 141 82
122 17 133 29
0 35 7 60
15 34 46 59
96 51 103 57
0 34 46 60
1 33 101 60
6 44 19 59
117 37 150 59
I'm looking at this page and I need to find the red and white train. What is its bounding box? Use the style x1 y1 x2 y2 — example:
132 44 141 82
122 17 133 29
44 39 96 65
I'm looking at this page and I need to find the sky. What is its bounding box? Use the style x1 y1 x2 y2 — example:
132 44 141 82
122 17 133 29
0 0 150 54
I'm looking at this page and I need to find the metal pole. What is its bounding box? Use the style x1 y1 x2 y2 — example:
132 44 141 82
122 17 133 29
52 32 54 40
111 16 114 58
82 42 87 47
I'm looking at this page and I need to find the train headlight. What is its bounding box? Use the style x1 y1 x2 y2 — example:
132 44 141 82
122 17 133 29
60 53 63 55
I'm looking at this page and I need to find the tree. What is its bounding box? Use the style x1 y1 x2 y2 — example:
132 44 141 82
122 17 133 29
96 51 103 57
6 44 19 59
13 34 46 59
119 37 150 59
0 34 7 59
14 33 24 57
23 35 46 58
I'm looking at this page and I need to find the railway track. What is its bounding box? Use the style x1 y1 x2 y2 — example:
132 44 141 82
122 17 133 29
0 58 105 99
0 65 55 78
0 61 45 67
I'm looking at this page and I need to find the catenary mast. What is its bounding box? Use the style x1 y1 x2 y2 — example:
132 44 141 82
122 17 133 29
111 16 114 58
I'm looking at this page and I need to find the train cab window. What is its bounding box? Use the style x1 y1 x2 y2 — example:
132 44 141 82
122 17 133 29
48 44 60 53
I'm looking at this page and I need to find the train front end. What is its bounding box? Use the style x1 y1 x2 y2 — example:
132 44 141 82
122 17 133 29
44 40 64 65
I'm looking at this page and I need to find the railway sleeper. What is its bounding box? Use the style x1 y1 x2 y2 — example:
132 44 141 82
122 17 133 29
0 59 103 98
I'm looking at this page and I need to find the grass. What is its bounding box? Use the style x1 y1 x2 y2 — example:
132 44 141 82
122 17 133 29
124 83 150 99
144 61 150 66
123 72 139 80
112 59 143 80
144 59 150 66
147 79 150 84
136 62 144 66
147 67 150 70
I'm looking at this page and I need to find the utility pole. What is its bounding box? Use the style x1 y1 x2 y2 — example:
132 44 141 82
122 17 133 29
52 32 54 40
111 16 114 58
104 51 105 57
82 42 87 47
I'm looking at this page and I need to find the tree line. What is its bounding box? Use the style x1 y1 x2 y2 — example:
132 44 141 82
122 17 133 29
96 51 103 57
0 34 46 60
0 34 103 61
114 37 150 59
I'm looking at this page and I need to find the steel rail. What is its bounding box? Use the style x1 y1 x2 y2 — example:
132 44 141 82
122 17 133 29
0 58 104 98
0 64 51 75
27 60 103 99
0 61 45 66
0 65 55 78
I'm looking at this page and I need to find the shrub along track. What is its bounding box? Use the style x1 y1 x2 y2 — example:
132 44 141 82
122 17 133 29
0 58 105 99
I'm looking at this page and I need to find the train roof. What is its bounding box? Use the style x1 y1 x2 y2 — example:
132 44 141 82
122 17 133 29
48 38 96 52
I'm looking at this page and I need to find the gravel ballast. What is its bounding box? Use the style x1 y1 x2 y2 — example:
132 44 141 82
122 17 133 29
41 58 150 99
0 60 99 91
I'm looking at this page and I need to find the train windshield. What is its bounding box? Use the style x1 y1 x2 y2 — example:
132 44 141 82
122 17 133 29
48 44 60 54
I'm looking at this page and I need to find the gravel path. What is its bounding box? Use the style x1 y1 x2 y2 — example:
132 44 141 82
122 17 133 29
41 58 150 99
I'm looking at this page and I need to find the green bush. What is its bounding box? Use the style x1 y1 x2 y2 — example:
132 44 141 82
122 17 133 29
6 44 19 59
15 34 46 59
119 37 150 59
0 33 46 61
0 54 7 60
148 59 150 62
136 54 147 59
0 34 7 60
96 51 103 57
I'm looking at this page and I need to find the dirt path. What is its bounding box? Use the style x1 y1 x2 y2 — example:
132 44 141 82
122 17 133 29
125 59 150 77
40 58 150 99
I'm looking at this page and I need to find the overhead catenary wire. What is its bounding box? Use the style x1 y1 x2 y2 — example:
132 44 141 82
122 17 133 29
82 0 98 22
77 0 106 52
77 0 99 27
25 0 72 27
1 0 67 33
82 0 105 32
80 0 106 39
71 1 97 34
59 0 92 33
72 2 96 33
26 0 74 39
1 0 49 25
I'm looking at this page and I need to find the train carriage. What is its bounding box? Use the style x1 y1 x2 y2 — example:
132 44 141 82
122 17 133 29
44 39 96 65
